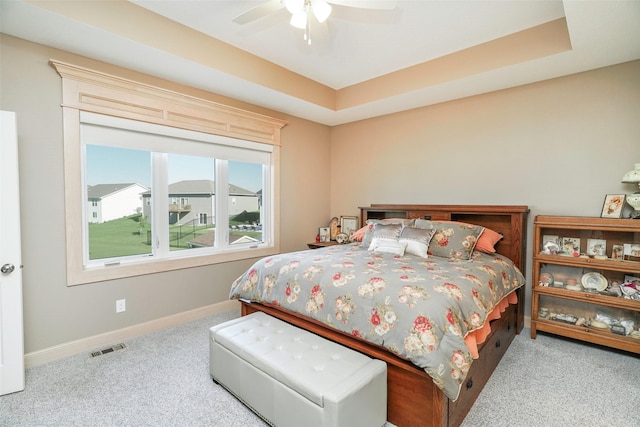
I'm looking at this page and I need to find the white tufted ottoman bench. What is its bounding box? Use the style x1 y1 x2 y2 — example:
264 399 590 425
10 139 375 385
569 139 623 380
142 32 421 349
209 312 387 427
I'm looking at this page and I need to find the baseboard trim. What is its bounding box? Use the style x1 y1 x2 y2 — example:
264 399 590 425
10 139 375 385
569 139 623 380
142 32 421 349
25 300 240 368
25 304 532 368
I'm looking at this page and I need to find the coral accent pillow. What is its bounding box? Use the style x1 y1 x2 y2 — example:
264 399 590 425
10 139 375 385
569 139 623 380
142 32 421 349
351 225 368 242
474 227 503 254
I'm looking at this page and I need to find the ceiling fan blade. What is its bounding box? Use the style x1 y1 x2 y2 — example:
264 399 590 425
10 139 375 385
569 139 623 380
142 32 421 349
232 0 284 25
328 0 397 10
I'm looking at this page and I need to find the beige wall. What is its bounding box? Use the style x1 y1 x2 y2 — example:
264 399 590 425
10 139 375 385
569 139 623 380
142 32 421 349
0 35 331 354
330 60 640 315
3 33 639 355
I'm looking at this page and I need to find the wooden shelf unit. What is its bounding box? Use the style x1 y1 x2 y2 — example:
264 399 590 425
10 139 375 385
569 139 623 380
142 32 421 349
531 215 640 354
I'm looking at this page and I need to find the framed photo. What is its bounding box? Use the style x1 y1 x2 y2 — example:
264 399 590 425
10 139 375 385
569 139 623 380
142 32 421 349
561 237 580 255
623 243 640 261
318 227 330 243
340 216 359 237
611 244 623 260
541 235 560 254
587 238 607 256
601 194 625 218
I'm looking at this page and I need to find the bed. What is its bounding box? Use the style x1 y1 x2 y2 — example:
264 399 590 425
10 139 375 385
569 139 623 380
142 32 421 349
230 204 529 427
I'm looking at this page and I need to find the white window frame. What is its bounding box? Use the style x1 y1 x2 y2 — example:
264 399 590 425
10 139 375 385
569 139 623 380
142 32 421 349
51 60 286 286
81 112 274 268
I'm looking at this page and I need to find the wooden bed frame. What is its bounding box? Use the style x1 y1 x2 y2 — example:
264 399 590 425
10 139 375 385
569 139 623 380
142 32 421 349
241 204 529 427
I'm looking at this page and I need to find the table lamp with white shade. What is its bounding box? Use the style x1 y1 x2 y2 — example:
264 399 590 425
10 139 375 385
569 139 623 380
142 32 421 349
622 163 640 219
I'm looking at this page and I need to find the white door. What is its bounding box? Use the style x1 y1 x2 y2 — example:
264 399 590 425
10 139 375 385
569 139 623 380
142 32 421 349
0 110 25 395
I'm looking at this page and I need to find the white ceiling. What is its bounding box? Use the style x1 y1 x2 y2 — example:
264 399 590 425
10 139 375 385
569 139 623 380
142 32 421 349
131 0 567 90
1 0 640 125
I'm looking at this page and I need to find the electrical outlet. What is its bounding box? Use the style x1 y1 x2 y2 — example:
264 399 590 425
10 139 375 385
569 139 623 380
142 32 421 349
116 299 126 313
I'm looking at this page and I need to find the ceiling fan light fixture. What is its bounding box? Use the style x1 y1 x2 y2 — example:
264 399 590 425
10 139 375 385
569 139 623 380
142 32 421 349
284 0 305 14
312 0 332 23
290 11 307 29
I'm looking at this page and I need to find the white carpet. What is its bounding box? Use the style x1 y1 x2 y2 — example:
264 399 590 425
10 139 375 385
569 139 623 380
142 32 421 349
461 328 640 427
1 310 638 427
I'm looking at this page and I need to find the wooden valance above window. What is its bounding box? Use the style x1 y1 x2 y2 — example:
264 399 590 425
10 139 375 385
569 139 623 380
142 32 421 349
50 60 287 146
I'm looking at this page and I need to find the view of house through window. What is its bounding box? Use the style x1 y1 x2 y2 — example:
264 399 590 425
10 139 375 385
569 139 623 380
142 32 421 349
82 114 270 265
86 145 152 260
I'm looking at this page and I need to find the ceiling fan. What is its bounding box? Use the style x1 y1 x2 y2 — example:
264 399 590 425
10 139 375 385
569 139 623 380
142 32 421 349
233 0 397 45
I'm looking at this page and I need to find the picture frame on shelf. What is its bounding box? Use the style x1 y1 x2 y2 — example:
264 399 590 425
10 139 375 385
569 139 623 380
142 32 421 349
542 235 560 254
587 238 607 257
340 216 359 237
611 244 624 260
623 244 640 261
600 194 625 218
319 227 330 243
561 237 580 256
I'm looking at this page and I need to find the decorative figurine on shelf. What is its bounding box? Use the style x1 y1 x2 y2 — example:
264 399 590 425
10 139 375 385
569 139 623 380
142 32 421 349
621 280 640 300
622 163 640 219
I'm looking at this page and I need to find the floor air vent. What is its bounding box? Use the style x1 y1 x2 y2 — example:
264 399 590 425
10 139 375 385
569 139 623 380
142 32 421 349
90 343 126 358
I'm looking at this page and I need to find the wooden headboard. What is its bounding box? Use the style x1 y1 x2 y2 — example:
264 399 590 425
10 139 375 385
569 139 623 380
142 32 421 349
359 204 530 273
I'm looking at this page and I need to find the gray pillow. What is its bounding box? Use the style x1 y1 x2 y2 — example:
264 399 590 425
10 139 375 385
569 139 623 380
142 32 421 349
360 218 414 248
414 219 484 260
399 226 436 258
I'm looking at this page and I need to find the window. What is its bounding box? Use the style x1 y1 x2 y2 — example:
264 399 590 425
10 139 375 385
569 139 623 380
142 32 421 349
81 112 273 269
52 60 285 285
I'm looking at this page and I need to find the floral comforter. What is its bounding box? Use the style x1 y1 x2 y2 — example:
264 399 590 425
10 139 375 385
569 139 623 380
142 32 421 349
229 243 525 400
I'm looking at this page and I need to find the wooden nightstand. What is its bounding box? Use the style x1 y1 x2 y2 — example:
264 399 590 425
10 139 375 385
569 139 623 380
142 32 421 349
307 241 339 249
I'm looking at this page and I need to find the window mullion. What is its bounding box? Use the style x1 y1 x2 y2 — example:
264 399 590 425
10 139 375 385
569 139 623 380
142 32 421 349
152 153 169 257
262 163 273 246
215 159 229 248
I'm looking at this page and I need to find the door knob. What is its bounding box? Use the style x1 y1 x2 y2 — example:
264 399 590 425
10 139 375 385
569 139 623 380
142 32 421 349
1 264 15 274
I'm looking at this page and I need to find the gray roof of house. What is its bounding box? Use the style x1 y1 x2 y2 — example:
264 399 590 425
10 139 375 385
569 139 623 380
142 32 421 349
87 183 147 199
141 180 256 196
168 180 215 195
